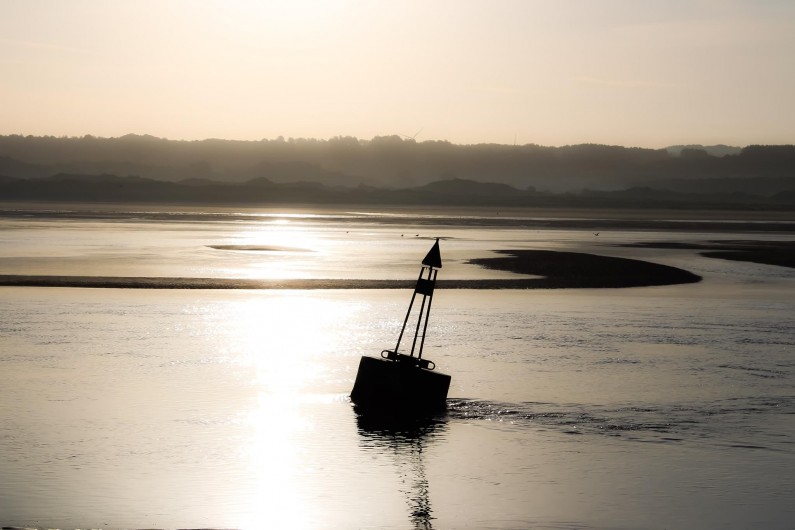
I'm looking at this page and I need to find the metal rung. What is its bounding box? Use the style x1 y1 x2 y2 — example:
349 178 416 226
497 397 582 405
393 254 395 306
380 349 436 370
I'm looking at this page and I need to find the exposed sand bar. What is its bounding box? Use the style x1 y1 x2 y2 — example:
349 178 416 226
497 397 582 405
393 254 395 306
0 275 594 290
0 275 695 289
467 250 702 288
622 240 795 269
0 275 418 289
0 275 596 289
0 250 702 290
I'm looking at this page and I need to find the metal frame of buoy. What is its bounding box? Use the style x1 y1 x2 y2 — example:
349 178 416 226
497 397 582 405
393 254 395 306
382 238 442 370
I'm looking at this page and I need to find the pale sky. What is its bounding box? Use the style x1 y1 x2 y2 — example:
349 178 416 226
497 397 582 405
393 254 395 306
1 0 794 147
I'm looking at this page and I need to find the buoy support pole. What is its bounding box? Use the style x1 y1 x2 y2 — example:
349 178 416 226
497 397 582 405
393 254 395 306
409 269 430 357
394 268 424 354
403 264 437 359
416 267 437 360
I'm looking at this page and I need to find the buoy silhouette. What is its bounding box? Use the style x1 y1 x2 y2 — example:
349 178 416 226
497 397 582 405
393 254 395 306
350 239 451 414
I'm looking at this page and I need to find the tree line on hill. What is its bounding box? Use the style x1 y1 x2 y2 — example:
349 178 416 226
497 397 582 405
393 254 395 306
0 134 793 209
1 173 793 210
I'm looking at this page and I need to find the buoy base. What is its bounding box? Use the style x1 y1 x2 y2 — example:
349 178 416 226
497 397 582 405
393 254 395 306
350 355 451 413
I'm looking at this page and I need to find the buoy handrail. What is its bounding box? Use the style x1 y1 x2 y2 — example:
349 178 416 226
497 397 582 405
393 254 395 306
380 349 436 371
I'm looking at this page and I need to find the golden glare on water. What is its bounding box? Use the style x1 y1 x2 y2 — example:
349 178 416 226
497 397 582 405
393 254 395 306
220 292 360 527
223 221 330 279
235 293 338 393
237 393 314 529
235 220 325 252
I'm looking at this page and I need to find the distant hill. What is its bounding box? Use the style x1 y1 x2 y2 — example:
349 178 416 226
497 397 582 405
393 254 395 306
647 176 795 196
413 178 530 198
1 134 793 194
0 155 52 179
665 145 742 157
1 172 793 211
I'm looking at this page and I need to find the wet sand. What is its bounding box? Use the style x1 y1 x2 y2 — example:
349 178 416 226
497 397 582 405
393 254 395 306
467 250 702 288
0 250 701 289
207 244 312 252
622 240 795 269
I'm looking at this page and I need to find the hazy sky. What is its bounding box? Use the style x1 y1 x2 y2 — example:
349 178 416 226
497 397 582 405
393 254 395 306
1 0 794 147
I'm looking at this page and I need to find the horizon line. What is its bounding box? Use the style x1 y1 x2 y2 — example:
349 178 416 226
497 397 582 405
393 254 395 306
1 132 787 151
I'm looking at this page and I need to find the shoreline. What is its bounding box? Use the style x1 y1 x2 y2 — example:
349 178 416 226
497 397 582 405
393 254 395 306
0 275 699 290
467 250 702 288
622 240 795 269
0 250 703 290
2 202 795 233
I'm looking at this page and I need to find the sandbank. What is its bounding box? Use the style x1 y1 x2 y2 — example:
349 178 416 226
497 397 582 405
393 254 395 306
467 250 701 288
207 244 311 252
0 250 701 290
622 240 795 269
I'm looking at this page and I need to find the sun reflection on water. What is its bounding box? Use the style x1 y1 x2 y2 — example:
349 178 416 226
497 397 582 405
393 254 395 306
233 293 352 391
218 221 333 280
236 220 326 253
236 392 313 529
227 292 357 528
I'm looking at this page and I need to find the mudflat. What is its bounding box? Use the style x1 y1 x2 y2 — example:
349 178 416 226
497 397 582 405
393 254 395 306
0 249 702 289
623 240 795 269
467 249 702 288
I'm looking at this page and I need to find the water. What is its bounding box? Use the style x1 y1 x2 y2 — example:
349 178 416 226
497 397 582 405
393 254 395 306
1 205 794 529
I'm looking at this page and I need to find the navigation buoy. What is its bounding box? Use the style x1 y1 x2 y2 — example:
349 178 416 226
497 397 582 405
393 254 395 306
350 239 451 413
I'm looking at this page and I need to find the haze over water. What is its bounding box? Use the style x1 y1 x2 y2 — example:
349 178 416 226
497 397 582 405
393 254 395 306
1 205 793 529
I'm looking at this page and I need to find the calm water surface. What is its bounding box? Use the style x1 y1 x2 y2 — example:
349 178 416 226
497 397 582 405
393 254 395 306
0 206 794 529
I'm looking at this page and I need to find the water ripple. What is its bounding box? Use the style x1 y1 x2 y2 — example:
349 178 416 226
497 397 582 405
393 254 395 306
447 395 795 451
